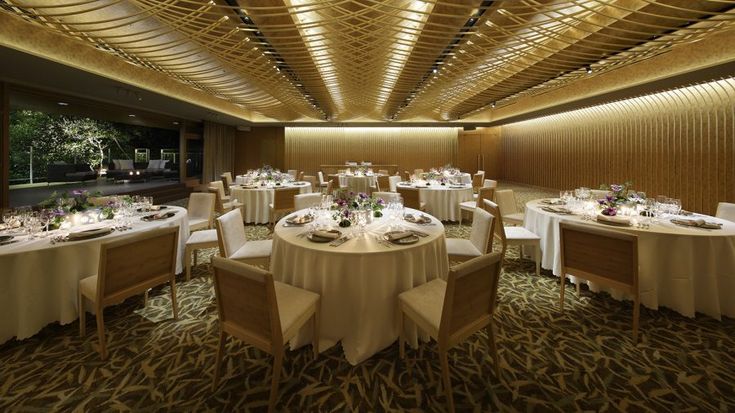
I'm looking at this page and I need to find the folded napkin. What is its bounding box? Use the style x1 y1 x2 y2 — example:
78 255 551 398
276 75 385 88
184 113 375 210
288 214 312 224
671 218 722 229
542 206 573 214
540 199 566 206
386 231 414 241
313 230 340 240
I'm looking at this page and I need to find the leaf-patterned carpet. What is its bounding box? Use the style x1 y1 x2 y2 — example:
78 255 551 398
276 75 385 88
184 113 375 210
1 183 734 412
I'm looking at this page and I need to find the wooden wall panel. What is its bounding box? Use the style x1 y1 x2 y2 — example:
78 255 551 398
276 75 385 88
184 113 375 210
457 127 502 179
234 127 285 174
500 78 735 215
284 127 458 176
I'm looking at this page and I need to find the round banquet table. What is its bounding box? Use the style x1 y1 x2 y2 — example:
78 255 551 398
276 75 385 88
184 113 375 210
230 182 312 224
328 174 379 193
0 206 189 344
396 182 473 221
524 199 735 319
270 208 449 365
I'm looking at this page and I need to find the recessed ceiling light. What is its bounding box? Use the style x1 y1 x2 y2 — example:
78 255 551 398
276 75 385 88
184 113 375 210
586 66 593 74
173 121 179 125
57 102 69 106
128 114 136 117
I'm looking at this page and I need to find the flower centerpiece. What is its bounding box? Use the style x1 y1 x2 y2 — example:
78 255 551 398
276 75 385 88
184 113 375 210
39 190 127 229
331 190 385 227
596 181 644 218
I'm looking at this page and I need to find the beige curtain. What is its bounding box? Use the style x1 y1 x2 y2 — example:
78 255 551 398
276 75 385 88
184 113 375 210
202 121 235 184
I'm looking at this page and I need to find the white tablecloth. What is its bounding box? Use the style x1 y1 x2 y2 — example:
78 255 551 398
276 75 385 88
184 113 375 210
270 209 449 365
397 182 473 221
0 206 189 344
329 174 379 192
524 200 735 319
230 182 312 224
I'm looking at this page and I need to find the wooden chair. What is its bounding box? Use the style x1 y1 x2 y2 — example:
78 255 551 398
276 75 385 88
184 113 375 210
326 179 336 195
303 175 319 193
187 192 216 231
388 175 402 192
221 172 234 187
317 171 329 191
297 171 304 182
459 186 495 225
208 187 242 214
559 221 640 341
474 179 497 199
471 172 485 194
210 180 231 203
398 252 503 413
482 200 541 276
413 168 424 177
396 186 426 211
494 189 524 225
215 208 272 268
287 169 298 179
378 169 389 175
211 257 320 412
294 193 322 210
716 202 735 222
445 206 494 263
78 226 179 359
269 187 300 225
376 175 391 192
185 228 218 281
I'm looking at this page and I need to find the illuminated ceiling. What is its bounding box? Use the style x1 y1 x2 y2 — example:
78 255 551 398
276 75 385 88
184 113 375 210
1 0 735 123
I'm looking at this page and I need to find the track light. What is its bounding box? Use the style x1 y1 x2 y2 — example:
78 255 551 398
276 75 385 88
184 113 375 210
586 66 593 74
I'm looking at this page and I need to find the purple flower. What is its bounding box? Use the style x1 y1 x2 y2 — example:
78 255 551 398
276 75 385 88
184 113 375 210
359 193 367 199
598 199 605 205
610 184 623 192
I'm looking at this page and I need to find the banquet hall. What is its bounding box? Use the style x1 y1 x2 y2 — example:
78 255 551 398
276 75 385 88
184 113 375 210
1 1 735 412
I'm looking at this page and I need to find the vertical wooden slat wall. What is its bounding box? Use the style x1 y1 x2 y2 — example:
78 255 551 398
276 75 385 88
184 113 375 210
500 78 735 215
284 127 458 175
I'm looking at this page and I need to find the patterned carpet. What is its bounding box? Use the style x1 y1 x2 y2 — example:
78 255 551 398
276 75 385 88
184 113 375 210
1 183 734 412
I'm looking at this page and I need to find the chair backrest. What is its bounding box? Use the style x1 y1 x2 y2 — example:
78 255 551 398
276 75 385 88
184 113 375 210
483 179 497 189
210 180 227 201
215 208 247 258
294 193 322 210
494 189 518 216
439 252 503 347
372 191 401 203
221 177 231 196
377 175 390 192
388 175 402 192
317 171 326 185
482 200 507 255
469 206 494 254
212 256 281 351
716 202 735 223
97 226 179 306
209 187 230 213
187 192 216 227
559 221 638 293
397 187 421 210
326 179 335 195
221 172 233 187
472 172 485 191
476 186 495 209
303 175 318 193
287 169 298 179
273 187 300 212
297 171 304 182
413 169 424 177
378 169 389 175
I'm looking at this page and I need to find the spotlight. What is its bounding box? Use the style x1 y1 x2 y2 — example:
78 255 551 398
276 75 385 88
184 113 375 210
586 66 593 74
491 102 496 108
128 114 136 117
57 102 69 106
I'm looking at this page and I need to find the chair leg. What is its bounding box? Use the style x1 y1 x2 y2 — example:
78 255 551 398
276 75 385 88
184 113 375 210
212 330 226 391
486 323 500 377
185 245 192 281
559 275 566 311
268 350 284 413
439 349 455 413
312 301 320 360
397 306 405 360
96 309 107 360
535 245 541 277
78 290 86 337
632 294 640 342
170 277 179 320
144 290 149 308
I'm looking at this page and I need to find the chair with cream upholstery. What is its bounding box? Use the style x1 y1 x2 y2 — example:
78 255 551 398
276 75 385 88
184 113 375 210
378 169 389 175
389 175 402 192
413 168 424 177
317 171 329 191
372 191 401 203
483 200 541 276
471 172 485 194
559 221 639 341
215 208 272 268
220 173 234 196
716 202 735 222
397 186 426 211
297 171 305 182
473 179 498 200
269 187 300 225
294 193 323 210
184 228 218 281
445 207 494 263
398 252 503 413
459 186 495 226
78 226 179 359
210 180 230 203
187 192 216 232
211 257 320 412
376 175 391 192
287 169 298 179
326 179 335 195
208 187 242 214
494 189 524 225
303 175 319 193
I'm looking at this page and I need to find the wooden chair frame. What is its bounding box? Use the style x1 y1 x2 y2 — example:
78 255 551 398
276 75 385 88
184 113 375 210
482 199 540 276
270 187 300 225
396 186 425 211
